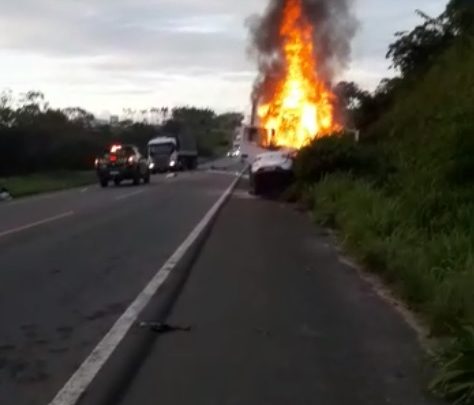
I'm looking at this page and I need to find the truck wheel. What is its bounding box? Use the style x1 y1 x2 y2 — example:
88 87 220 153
143 172 150 184
100 178 109 188
133 175 140 186
114 178 121 186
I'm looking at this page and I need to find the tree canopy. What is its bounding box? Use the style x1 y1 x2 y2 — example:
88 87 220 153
336 0 473 132
0 91 243 175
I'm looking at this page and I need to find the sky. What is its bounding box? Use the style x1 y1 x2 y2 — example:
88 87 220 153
0 0 448 117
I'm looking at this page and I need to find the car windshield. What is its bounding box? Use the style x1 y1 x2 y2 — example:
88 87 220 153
149 143 174 155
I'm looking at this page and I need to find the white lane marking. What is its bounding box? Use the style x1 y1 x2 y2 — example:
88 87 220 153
48 175 241 405
5 192 58 207
114 189 145 201
206 169 249 181
206 169 240 177
4 185 96 207
0 211 74 239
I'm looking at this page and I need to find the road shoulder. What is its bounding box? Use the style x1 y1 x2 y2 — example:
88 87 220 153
116 182 441 405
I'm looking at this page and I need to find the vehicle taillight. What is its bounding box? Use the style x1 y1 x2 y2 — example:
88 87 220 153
109 155 117 162
111 145 122 153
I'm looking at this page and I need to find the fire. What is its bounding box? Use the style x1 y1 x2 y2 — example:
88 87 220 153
257 0 340 149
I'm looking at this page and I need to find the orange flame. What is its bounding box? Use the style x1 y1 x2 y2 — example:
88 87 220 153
257 0 340 149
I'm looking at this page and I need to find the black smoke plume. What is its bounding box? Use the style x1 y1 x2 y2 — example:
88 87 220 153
247 0 358 103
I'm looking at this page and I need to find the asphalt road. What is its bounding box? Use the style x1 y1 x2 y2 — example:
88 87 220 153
0 167 241 405
0 159 442 405
116 182 442 405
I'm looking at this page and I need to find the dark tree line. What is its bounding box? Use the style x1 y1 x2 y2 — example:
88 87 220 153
0 90 243 176
335 0 473 132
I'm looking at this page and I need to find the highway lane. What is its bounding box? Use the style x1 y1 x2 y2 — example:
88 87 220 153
116 181 442 405
0 170 239 405
0 179 162 236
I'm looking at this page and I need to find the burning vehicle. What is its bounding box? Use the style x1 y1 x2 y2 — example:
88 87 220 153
249 148 296 195
243 0 352 195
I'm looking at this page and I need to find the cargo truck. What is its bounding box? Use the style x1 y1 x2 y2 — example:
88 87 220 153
147 133 198 173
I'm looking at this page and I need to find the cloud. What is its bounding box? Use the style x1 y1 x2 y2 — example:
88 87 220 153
344 0 448 88
0 0 261 112
0 0 450 113
0 0 255 70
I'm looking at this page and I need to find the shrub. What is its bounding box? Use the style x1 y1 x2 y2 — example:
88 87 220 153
294 134 391 185
430 325 474 404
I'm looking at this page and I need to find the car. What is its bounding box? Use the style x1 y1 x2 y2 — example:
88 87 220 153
226 147 241 158
249 149 296 195
95 144 150 188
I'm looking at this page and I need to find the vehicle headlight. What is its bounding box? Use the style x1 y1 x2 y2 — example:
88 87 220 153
149 162 155 169
169 160 176 167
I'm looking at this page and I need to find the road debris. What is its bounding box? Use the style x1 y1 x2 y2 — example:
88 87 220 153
138 321 192 334
0 187 12 202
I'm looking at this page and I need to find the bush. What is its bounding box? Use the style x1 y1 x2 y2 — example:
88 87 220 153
290 16 474 405
311 174 474 331
0 95 242 175
430 325 474 404
294 134 391 184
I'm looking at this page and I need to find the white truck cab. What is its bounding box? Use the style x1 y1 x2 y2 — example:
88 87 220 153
147 136 178 173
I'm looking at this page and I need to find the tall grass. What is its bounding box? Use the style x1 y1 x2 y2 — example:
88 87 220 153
295 38 474 403
0 171 95 198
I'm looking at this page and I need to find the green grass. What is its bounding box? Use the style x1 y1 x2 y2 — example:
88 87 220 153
0 171 96 198
430 326 474 405
293 38 474 404
310 173 474 403
311 175 474 328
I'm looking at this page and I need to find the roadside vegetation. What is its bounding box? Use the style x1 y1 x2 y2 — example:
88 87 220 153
292 1 474 403
0 171 96 198
0 91 243 194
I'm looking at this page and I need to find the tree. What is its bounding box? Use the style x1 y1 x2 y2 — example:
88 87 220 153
122 108 136 121
14 91 50 125
62 107 95 128
214 112 244 129
386 0 473 79
0 89 244 174
160 107 170 122
387 10 453 77
446 0 474 35
334 81 369 110
0 89 14 127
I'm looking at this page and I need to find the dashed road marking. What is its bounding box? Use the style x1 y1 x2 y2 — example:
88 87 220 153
0 211 74 239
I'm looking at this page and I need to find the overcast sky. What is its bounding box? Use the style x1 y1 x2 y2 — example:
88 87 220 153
0 0 447 117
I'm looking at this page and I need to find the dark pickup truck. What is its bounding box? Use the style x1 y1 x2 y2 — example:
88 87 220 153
95 144 150 188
